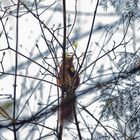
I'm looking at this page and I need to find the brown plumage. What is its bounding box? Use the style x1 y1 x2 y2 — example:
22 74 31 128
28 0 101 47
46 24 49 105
57 55 80 125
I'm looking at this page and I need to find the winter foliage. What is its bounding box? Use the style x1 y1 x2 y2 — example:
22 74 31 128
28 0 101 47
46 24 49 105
100 0 140 20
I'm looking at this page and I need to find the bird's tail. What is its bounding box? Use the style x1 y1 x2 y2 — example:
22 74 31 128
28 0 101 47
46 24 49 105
60 90 76 125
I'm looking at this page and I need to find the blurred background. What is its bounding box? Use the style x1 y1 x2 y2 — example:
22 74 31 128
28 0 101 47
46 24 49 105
0 0 140 139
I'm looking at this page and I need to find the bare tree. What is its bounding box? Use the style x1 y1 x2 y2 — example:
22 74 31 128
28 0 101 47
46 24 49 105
0 0 140 140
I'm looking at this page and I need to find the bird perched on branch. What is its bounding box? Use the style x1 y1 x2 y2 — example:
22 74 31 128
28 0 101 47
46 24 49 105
57 54 80 125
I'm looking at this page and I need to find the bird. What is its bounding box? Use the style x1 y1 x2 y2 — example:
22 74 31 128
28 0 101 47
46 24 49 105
57 54 80 125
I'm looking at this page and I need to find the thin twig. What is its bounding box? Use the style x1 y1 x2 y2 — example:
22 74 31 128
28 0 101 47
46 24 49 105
13 1 20 139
